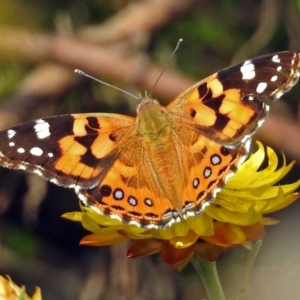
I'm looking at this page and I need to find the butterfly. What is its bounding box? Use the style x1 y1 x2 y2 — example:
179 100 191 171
0 52 299 228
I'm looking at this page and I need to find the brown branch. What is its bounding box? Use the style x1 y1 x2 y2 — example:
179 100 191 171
0 29 194 98
78 0 198 44
0 28 194 126
0 0 199 126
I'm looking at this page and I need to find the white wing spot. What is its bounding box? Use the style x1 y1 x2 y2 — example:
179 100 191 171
17 148 25 153
19 164 26 170
271 75 278 82
204 167 212 178
9 142 15 147
211 154 221 165
277 66 282 72
7 130 16 139
144 198 153 207
34 168 43 176
30 147 43 156
128 196 137 206
34 119 51 139
256 82 268 93
272 55 280 63
193 178 200 188
114 189 124 200
48 152 54 158
240 61 255 80
50 178 62 186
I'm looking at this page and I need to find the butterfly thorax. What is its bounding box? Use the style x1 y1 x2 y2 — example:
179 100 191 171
136 99 183 214
136 101 169 138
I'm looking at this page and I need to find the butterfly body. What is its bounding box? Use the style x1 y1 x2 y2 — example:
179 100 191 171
137 98 185 215
0 51 299 228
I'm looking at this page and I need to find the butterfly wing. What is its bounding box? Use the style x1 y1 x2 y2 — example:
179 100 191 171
166 51 300 217
77 133 180 228
0 113 135 188
169 123 248 218
168 52 300 147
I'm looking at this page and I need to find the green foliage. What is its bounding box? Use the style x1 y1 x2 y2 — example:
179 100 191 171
5 226 38 257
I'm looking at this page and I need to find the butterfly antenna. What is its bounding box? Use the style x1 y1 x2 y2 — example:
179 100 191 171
148 38 183 97
74 69 140 100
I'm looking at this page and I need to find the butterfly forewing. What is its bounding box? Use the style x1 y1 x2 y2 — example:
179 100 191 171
168 52 300 147
0 113 134 188
216 52 300 98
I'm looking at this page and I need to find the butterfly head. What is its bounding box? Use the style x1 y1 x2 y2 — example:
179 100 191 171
136 92 161 113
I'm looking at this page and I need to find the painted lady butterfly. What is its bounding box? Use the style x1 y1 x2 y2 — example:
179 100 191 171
0 51 299 228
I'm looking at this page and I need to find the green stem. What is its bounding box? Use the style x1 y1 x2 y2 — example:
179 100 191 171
191 255 226 300
234 240 262 299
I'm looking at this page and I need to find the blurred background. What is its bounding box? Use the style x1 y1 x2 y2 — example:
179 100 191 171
0 0 300 299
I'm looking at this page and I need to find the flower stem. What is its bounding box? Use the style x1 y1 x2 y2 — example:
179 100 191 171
191 255 226 300
234 240 262 298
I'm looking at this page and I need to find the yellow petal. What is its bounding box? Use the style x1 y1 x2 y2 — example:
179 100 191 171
169 230 199 248
187 213 214 236
260 191 300 214
32 287 42 300
204 203 261 225
118 228 152 239
61 211 83 222
80 228 127 246
149 222 189 240
214 196 254 214
220 178 300 201
259 217 280 225
226 142 265 188
81 212 103 233
83 209 123 227
226 143 295 189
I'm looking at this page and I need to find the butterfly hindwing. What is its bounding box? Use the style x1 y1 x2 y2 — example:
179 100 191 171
167 120 249 216
78 158 178 227
77 126 186 227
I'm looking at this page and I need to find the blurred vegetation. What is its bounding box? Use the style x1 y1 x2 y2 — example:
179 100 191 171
0 0 300 299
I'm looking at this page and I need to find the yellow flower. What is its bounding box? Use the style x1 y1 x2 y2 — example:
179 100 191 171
62 142 300 270
0 275 42 300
